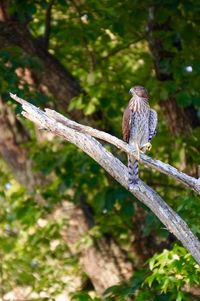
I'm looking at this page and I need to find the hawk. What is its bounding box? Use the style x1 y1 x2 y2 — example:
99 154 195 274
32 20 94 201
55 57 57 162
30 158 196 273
122 86 157 188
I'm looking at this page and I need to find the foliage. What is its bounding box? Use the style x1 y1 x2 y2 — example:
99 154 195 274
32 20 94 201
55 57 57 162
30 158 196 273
72 245 200 301
0 0 200 300
0 169 82 299
146 245 200 296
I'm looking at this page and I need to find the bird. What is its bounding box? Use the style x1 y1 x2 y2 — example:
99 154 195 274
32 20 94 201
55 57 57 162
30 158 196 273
122 85 157 188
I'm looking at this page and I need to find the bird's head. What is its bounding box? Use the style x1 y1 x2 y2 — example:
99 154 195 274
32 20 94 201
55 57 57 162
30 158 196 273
129 86 148 99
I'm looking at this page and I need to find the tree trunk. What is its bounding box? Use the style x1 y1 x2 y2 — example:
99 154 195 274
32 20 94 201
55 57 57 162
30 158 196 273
146 9 199 136
0 98 133 294
0 98 39 191
63 202 133 294
0 20 84 118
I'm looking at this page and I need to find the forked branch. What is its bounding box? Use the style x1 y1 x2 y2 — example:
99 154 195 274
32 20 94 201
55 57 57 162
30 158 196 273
10 93 200 265
45 109 199 194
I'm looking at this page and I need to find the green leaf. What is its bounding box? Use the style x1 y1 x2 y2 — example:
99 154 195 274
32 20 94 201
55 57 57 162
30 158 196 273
176 92 192 107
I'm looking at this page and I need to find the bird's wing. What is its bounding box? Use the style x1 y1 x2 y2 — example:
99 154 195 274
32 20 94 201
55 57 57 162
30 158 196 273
149 109 158 141
122 106 133 142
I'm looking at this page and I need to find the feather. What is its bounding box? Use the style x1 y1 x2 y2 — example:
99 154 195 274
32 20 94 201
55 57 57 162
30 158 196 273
122 105 132 142
149 109 158 141
122 86 157 187
128 155 139 186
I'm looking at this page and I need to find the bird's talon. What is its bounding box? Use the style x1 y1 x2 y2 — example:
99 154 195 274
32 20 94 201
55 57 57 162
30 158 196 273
141 142 152 152
148 143 152 151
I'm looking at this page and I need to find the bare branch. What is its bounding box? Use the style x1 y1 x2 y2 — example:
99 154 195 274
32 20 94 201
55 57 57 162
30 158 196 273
44 108 200 194
10 93 200 265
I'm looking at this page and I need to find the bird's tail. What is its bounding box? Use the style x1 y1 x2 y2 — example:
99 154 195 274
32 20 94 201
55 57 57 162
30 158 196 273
128 155 139 188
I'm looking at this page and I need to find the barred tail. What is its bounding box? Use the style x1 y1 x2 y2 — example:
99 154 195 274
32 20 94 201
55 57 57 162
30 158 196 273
128 155 139 187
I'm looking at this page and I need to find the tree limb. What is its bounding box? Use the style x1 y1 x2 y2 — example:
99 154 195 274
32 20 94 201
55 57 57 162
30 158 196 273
42 108 200 194
10 93 200 265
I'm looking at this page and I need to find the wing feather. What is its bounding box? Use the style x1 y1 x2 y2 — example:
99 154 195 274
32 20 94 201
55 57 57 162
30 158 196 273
122 106 132 142
149 109 158 141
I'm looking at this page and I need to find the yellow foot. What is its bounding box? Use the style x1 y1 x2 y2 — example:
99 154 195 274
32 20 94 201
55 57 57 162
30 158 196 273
140 142 152 153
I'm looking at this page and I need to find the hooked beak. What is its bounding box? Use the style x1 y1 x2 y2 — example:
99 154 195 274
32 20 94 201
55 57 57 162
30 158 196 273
129 88 133 95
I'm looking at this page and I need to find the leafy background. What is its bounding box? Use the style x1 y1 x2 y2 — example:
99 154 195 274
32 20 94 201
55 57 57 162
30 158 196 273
0 0 200 300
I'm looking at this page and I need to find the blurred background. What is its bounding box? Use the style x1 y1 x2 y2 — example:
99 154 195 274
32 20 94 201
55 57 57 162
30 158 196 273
0 0 200 300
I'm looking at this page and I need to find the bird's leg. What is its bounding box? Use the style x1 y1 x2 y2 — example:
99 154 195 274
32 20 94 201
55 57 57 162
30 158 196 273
140 142 152 153
136 143 140 160
131 143 140 160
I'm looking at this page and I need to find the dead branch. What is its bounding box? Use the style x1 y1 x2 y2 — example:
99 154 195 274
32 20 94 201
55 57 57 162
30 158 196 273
44 108 200 194
10 93 200 265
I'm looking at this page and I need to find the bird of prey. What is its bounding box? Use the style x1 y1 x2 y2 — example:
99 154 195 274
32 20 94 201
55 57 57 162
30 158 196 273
122 86 157 188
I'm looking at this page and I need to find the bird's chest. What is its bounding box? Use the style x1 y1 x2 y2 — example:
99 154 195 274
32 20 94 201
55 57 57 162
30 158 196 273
129 110 149 144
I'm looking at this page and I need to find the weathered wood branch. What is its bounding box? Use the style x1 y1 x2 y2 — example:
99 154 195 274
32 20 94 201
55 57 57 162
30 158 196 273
10 93 200 265
45 109 199 194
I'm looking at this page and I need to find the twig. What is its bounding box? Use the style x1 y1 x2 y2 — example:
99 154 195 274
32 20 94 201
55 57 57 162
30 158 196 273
9 93 200 265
